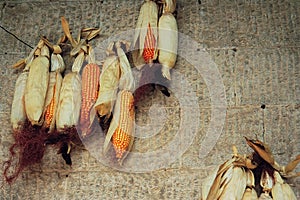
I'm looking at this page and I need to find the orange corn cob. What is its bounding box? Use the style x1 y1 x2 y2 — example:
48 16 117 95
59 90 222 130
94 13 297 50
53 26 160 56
80 63 100 137
142 23 156 64
112 91 134 159
44 84 57 128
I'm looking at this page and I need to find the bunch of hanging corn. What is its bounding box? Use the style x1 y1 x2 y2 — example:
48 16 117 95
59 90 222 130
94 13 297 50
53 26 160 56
201 138 299 200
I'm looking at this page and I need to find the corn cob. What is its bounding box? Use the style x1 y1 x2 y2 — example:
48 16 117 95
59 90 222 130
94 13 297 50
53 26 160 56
79 63 100 138
56 72 81 131
142 23 156 64
43 71 63 132
132 0 158 68
104 90 134 163
158 12 178 80
24 40 50 125
95 42 120 118
11 71 28 130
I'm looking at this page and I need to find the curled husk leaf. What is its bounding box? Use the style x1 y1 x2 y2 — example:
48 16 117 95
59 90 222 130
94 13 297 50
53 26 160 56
51 53 65 72
158 13 178 80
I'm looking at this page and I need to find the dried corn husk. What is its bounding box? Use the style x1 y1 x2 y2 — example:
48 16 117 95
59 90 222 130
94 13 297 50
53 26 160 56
116 41 135 92
11 71 28 130
95 43 120 118
132 0 158 67
258 193 273 200
56 72 81 131
24 41 50 125
158 13 178 80
103 90 135 164
42 71 63 132
271 171 297 200
162 0 176 13
51 53 65 72
242 170 258 200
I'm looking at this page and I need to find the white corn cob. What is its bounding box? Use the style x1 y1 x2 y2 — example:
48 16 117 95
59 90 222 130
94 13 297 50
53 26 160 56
11 71 28 130
132 0 158 67
24 40 50 125
95 42 118 117
55 72 81 131
95 44 120 117
158 13 178 80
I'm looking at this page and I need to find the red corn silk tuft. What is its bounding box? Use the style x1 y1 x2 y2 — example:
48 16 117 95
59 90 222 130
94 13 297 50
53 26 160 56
3 121 48 184
142 23 156 64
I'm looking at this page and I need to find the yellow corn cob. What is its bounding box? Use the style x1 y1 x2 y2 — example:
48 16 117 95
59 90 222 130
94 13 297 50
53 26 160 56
79 63 100 137
112 90 134 159
43 72 62 132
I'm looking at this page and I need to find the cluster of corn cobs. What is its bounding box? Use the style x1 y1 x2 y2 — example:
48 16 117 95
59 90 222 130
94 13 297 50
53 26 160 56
132 0 177 106
5 16 137 183
201 137 300 200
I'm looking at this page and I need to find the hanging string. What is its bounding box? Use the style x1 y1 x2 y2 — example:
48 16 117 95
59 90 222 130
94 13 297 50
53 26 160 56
0 24 33 49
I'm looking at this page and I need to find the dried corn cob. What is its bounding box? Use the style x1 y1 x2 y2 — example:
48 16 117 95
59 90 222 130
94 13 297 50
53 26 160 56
42 71 63 132
132 0 158 68
142 23 157 64
104 90 135 164
79 63 100 138
24 40 50 125
11 71 28 130
56 72 81 131
158 12 178 80
95 42 120 119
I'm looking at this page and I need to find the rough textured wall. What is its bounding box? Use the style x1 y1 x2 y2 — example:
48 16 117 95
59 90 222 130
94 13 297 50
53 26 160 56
0 0 299 199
